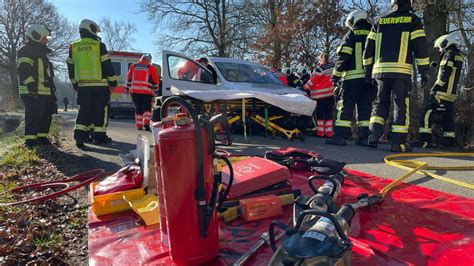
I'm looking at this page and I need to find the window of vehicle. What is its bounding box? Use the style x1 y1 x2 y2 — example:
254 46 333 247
214 62 282 84
167 55 214 84
112 62 121 76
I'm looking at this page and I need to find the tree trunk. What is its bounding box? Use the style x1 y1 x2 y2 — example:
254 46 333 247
422 1 448 99
268 0 281 68
8 63 19 101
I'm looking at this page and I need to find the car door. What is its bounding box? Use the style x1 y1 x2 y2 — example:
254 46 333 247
161 50 217 96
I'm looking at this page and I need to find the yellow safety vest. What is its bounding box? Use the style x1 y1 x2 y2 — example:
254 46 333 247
72 38 102 82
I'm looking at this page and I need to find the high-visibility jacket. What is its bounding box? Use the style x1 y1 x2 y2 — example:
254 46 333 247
432 47 463 102
18 41 55 96
303 62 335 99
278 74 288 85
333 20 372 81
177 60 200 81
363 8 429 79
126 60 159 95
67 32 118 88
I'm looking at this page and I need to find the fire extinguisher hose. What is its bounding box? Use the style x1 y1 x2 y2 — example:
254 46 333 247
214 155 234 212
161 96 209 237
1 169 105 207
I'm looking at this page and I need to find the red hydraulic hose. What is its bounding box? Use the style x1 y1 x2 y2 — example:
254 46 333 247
1 169 105 207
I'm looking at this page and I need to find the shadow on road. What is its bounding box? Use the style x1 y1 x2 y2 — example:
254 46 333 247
37 144 122 175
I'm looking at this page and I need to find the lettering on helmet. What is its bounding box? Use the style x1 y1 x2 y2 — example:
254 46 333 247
379 16 412 25
353 30 370 36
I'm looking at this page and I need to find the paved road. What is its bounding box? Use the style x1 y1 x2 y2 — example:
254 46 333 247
59 111 474 198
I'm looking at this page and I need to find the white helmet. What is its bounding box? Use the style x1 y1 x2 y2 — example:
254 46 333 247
345 10 367 29
26 24 51 42
296 65 308 76
281 67 292 75
79 19 101 35
434 34 458 51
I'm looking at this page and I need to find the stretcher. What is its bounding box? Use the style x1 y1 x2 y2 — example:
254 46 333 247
250 114 305 141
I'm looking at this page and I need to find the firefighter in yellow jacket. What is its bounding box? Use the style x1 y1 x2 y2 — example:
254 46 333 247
17 25 57 148
67 19 118 148
327 10 374 146
363 0 430 152
414 34 464 148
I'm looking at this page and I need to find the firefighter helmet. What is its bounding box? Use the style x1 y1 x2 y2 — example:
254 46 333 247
434 34 458 51
281 67 292 76
79 19 101 35
345 10 367 29
296 66 308 76
391 0 414 9
26 24 51 43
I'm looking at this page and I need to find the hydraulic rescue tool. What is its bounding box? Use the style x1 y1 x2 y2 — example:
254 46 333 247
153 96 235 265
293 173 345 228
268 194 384 266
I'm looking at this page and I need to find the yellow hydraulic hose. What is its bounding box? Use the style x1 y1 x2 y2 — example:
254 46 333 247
381 152 474 197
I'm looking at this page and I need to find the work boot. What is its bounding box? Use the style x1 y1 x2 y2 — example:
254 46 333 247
440 137 455 148
94 136 113 145
325 136 346 146
144 124 151 131
367 135 378 148
355 137 369 147
24 140 39 149
390 143 413 153
411 140 433 148
38 138 52 146
76 141 87 150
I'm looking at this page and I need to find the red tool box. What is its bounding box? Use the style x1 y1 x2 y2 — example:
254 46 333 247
221 157 290 199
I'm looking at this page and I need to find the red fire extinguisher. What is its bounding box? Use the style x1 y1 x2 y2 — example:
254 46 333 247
155 96 234 265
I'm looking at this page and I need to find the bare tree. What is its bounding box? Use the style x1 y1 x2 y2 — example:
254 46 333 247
140 0 247 57
99 17 137 52
0 0 75 103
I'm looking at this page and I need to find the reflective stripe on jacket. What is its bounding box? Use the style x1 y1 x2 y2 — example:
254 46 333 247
17 41 54 96
363 9 429 79
304 63 335 99
127 61 159 95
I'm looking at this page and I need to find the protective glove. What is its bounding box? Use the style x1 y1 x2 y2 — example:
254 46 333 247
420 72 430 88
334 85 342 101
364 66 374 85
27 84 37 95
330 75 341 85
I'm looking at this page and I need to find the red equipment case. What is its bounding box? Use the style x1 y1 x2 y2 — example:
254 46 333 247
221 157 290 199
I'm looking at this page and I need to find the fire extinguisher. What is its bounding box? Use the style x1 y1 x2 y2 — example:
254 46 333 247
155 96 234 265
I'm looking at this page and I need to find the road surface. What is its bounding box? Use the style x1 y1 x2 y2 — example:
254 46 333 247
59 111 473 198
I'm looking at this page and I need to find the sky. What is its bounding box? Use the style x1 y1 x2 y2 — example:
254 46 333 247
51 0 162 61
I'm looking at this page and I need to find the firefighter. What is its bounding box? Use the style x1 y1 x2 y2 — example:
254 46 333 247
284 68 300 88
303 54 336 137
326 10 374 146
67 19 118 148
18 24 57 148
126 54 159 131
363 0 430 152
198 57 217 83
413 34 463 148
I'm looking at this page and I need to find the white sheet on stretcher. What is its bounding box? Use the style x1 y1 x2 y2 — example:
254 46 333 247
170 86 316 116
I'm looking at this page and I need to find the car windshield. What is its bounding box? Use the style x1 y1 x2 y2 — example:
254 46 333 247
215 62 282 85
